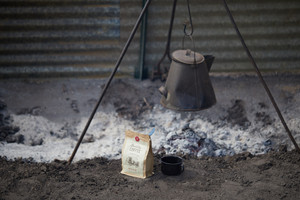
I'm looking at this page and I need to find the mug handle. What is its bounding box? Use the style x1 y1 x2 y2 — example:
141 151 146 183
181 164 184 173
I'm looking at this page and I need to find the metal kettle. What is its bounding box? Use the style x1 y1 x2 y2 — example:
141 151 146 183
159 49 216 111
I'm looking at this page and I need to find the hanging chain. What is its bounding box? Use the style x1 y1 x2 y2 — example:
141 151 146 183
183 0 193 36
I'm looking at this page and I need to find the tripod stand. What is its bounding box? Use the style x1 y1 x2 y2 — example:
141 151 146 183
68 0 299 164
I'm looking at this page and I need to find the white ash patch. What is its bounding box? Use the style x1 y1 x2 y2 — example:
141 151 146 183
0 103 299 163
141 105 278 158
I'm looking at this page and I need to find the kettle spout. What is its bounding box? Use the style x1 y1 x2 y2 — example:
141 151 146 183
159 86 168 98
204 55 215 72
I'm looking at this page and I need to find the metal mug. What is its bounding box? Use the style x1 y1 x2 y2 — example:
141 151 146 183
161 155 184 176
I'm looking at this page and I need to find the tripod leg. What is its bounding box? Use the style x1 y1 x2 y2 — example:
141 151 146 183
152 0 177 80
223 0 300 153
68 0 153 164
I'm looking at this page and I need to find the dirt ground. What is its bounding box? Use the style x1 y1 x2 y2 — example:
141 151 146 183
0 149 300 200
0 74 300 199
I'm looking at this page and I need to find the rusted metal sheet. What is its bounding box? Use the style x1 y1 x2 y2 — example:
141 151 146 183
0 0 299 77
0 0 122 77
144 0 300 73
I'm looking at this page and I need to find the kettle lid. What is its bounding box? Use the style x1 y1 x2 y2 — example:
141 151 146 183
172 49 204 64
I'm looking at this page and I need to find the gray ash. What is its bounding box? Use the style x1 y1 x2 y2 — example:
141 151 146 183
0 100 23 143
225 99 251 129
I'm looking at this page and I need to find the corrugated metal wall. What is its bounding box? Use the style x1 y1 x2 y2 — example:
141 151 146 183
144 0 300 73
0 0 300 78
0 0 122 77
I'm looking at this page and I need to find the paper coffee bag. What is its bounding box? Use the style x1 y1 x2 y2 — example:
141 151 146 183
121 130 154 179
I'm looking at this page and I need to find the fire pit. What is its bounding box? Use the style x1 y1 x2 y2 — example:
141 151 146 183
0 75 299 162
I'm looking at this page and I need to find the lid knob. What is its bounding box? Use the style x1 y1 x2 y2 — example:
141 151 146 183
186 49 192 56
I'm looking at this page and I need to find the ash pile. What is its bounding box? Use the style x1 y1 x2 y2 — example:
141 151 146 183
0 77 299 162
0 100 22 144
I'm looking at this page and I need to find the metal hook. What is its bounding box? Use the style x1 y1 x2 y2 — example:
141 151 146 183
182 34 196 64
183 0 193 36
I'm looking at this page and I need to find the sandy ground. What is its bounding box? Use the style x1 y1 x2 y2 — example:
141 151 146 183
0 74 300 199
1 150 299 199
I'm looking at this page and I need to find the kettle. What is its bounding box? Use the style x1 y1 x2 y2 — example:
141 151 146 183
159 49 216 111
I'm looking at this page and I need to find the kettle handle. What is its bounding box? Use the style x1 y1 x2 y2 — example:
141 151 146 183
204 55 215 72
182 35 196 64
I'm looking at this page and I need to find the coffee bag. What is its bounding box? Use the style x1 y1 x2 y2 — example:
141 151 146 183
121 130 154 178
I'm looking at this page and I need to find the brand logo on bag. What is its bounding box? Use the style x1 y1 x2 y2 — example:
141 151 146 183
135 136 140 142
129 144 141 153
